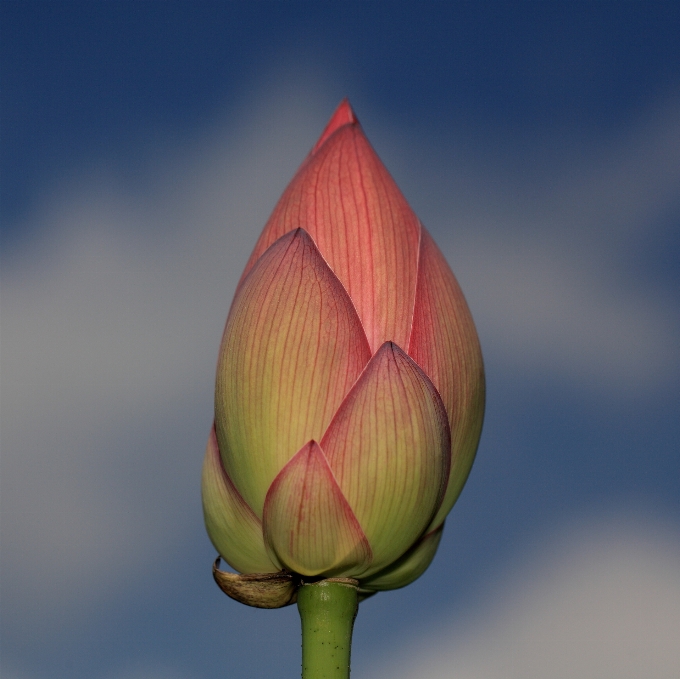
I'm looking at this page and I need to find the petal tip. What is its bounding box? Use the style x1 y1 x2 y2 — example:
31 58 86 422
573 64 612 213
376 340 407 363
312 98 359 154
263 441 371 577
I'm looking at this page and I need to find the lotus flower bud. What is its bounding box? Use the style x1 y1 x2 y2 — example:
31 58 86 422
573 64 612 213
202 100 484 606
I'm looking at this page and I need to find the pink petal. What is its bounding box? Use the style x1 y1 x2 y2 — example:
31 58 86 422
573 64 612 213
408 227 485 530
239 100 421 354
262 441 372 578
216 229 371 518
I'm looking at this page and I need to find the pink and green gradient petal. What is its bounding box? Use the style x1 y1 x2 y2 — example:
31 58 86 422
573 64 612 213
201 425 280 574
216 228 371 517
322 342 451 575
408 228 485 530
262 441 373 578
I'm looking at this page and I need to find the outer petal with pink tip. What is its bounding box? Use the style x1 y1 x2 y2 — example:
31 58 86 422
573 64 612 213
408 228 485 531
262 441 372 577
239 99 421 354
322 342 451 576
215 229 372 518
201 425 280 574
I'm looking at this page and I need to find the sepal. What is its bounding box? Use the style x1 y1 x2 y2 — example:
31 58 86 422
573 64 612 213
212 558 298 608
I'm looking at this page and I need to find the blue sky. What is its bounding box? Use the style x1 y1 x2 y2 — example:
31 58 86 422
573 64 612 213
2 4 679 679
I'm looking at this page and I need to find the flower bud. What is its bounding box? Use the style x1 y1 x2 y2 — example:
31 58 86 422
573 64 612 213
202 100 484 605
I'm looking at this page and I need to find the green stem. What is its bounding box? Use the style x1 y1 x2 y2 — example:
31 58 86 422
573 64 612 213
297 579 359 679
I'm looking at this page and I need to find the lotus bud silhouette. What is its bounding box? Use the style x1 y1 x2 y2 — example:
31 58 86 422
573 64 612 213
202 100 484 607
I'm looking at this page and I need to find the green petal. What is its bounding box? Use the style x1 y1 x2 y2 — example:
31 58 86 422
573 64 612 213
408 227 485 530
360 524 444 591
322 342 450 575
201 425 279 574
262 441 372 578
216 229 371 517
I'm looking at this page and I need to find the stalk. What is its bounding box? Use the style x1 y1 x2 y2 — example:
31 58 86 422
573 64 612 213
297 579 359 679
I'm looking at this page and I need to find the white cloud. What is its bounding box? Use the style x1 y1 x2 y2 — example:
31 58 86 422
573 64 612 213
420 97 680 389
365 516 680 679
0 79 336 625
447 232 679 388
1 76 678 636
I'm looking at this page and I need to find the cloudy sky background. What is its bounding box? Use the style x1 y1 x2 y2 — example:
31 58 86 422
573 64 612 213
2 4 679 679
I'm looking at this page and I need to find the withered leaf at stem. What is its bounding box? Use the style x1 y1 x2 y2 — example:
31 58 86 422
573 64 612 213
212 558 298 608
